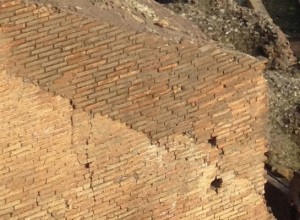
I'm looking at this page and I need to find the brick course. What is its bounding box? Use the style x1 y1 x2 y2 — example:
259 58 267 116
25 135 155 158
0 0 273 219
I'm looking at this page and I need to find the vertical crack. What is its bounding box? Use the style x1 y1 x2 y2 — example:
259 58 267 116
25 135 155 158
70 106 96 206
36 195 55 219
85 113 96 204
70 103 82 167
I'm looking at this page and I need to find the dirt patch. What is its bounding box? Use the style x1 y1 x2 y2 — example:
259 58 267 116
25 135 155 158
266 70 300 174
164 0 296 70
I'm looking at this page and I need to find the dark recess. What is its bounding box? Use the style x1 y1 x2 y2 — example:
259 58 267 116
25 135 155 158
155 0 188 4
208 136 217 147
210 178 223 192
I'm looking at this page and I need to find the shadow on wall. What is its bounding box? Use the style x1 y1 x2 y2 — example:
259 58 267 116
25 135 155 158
155 0 188 4
265 182 292 220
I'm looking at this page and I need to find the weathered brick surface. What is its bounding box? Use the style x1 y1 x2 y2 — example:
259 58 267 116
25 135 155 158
0 0 273 219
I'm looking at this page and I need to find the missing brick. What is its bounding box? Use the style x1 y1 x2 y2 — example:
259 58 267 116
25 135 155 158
85 162 91 169
208 136 217 147
210 177 223 193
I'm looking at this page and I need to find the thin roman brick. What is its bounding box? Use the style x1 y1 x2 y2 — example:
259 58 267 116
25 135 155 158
87 88 109 99
114 42 134 52
73 88 94 99
85 59 107 70
97 61 118 72
214 52 234 62
25 57 48 68
115 30 136 40
222 62 243 74
128 32 146 41
71 45 93 55
56 63 80 73
1 23 25 33
18 54 38 65
45 61 67 72
66 54 89 65
4 38 25 48
179 46 199 57
62 42 83 51
38 48 61 59
109 81 130 93
107 37 129 48
75 31 98 43
86 44 107 55
41 57 64 68
47 11 68 19
58 27 77 38
115 61 136 71
217 61 239 73
15 5 37 15
90 49 112 60
43 16 66 27
97 76 119 87
67 30 88 39
24 66 45 78
124 43 144 52
15 14 37 24
87 22 111 32
35 33 59 45
117 55 139 65
241 58 257 67
95 25 118 36
107 94 128 105
10 10 34 22
0 14 13 24
91 103 112 114
49 51 71 60
84 100 107 112
111 101 133 112
35 70 60 84
94 81 116 91
14 30 37 40
0 36 14 45
76 79 96 89
10 9 33 21
0 3 23 13
22 23 43 33
48 23 73 35
25 16 48 26
25 29 46 41
76 68 97 78
94 37 117 48
106 53 128 64
81 21 102 30
83 34 106 45
64 13 81 21
27 68 45 78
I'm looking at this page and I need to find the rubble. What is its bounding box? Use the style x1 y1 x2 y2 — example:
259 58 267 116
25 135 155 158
161 0 300 175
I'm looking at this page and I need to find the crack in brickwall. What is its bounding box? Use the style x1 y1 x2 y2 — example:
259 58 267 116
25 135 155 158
0 0 272 219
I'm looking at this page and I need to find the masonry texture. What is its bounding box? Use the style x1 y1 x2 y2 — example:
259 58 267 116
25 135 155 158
0 0 272 219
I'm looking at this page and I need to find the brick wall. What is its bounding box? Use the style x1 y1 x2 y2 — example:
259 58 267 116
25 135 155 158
0 0 273 219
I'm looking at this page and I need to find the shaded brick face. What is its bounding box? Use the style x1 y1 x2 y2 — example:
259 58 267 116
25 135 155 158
0 0 273 219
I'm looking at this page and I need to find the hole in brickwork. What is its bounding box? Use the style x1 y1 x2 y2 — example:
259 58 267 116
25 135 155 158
85 163 91 169
208 136 217 147
210 178 223 193
223 84 227 88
